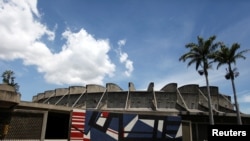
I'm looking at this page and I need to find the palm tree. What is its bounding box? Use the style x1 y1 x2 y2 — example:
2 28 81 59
2 70 14 84
213 43 249 125
179 35 219 125
1 70 19 92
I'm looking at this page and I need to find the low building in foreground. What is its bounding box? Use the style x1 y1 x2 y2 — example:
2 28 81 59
1 82 250 141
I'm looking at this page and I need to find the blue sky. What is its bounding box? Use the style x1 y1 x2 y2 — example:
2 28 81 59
0 0 250 114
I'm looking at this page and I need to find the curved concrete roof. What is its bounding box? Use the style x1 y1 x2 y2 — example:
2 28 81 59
199 86 219 95
160 83 177 92
86 84 106 93
128 82 136 91
147 82 154 92
178 84 199 93
106 83 123 92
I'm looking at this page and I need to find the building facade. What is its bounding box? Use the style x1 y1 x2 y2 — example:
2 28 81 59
1 82 250 141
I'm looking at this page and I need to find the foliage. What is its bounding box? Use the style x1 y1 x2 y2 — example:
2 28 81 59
1 70 19 92
213 42 249 80
179 35 219 125
179 35 219 75
211 42 249 125
179 35 249 125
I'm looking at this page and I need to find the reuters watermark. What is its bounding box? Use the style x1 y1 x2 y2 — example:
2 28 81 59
208 125 250 140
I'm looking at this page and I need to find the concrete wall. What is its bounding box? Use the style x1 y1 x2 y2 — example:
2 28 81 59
107 92 127 108
36 93 44 101
86 93 104 108
179 84 199 109
55 88 68 96
218 94 234 110
44 90 55 99
31 82 235 113
129 92 153 109
69 86 86 94
156 92 177 109
0 84 20 108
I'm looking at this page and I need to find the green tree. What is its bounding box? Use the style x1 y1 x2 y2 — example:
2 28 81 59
179 35 219 125
1 70 19 92
213 43 249 125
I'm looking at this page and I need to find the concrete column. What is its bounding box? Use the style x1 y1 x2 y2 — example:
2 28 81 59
40 111 48 141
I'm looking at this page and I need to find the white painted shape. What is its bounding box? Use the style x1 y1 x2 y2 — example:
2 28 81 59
124 115 138 137
175 123 182 138
140 119 155 128
96 117 106 126
158 120 163 132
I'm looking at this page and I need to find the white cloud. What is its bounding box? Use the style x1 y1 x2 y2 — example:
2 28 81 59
42 29 115 85
118 39 126 46
0 0 54 60
117 39 134 77
0 0 115 86
238 92 250 103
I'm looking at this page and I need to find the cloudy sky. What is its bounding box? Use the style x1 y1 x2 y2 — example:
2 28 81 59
0 0 250 114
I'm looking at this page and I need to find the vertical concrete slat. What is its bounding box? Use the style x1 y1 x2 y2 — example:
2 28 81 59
125 91 130 110
43 90 56 104
176 88 189 111
40 111 48 141
72 89 86 108
95 89 107 109
55 89 69 105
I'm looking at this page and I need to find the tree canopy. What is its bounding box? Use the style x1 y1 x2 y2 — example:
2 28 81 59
1 70 19 92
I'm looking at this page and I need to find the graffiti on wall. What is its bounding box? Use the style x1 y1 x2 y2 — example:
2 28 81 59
70 109 182 141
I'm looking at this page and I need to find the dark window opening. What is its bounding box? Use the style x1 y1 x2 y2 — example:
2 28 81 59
45 112 70 139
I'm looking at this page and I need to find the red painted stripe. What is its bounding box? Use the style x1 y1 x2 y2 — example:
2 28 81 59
107 128 118 134
72 112 85 116
70 132 84 138
102 111 109 118
71 110 85 140
72 124 84 128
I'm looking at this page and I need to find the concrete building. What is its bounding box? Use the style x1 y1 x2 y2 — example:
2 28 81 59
0 82 250 141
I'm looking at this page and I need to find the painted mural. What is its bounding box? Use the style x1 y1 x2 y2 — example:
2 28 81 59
70 109 182 141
